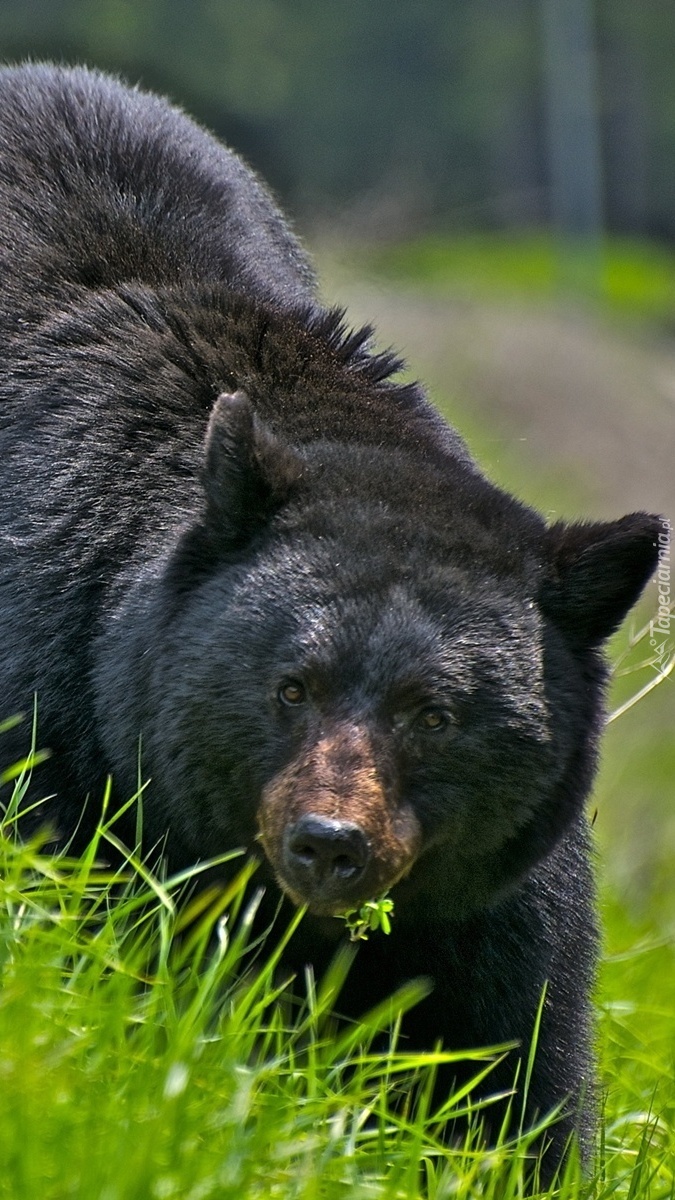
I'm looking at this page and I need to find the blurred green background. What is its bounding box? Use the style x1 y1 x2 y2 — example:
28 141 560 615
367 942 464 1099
0 0 672 936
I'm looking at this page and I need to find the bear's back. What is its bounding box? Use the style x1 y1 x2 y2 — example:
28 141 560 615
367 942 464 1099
0 62 315 339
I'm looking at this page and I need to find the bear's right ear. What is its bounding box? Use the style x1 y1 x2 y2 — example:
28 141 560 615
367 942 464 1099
202 391 303 549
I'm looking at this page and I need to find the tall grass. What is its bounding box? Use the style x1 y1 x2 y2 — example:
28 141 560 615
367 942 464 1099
1 775 674 1199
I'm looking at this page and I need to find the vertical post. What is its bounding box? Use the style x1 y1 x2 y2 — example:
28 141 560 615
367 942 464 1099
541 0 603 291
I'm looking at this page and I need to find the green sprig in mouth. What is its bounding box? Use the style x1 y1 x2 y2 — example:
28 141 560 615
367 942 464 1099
339 896 394 941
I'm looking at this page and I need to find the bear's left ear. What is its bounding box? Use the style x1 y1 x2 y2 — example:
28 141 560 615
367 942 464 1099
540 512 665 647
202 390 303 550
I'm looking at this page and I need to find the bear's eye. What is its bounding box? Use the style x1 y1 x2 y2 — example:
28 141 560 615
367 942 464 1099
278 680 306 706
417 706 450 732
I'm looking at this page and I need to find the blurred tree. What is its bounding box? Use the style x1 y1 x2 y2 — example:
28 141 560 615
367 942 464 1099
541 0 603 239
599 3 649 235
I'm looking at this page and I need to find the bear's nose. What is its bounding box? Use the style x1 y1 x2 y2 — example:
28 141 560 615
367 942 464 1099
284 814 370 896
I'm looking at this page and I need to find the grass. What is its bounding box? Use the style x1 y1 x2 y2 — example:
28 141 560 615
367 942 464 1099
0 813 526 1200
358 233 675 327
1 771 675 1199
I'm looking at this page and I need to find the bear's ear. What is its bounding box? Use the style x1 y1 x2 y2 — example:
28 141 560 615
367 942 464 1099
540 512 665 647
202 390 303 549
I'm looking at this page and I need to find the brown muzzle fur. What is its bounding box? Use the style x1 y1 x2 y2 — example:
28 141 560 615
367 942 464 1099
258 723 422 915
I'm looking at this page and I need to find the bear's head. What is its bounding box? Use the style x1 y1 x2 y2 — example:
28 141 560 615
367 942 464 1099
136 392 664 919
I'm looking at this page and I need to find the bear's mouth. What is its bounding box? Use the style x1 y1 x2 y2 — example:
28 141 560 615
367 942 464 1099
267 821 413 917
269 853 413 919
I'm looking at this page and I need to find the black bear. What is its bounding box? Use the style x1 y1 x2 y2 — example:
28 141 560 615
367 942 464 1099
0 64 662 1175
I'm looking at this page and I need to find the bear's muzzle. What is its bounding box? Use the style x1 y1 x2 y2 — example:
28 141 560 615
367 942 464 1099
257 723 422 916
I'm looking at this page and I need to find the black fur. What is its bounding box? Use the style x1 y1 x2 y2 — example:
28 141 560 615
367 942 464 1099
0 64 663 1177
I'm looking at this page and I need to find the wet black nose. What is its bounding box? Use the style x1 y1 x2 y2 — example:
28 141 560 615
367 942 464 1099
284 814 370 893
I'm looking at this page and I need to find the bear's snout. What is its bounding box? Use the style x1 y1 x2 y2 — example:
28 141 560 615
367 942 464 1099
283 814 371 905
257 723 422 915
